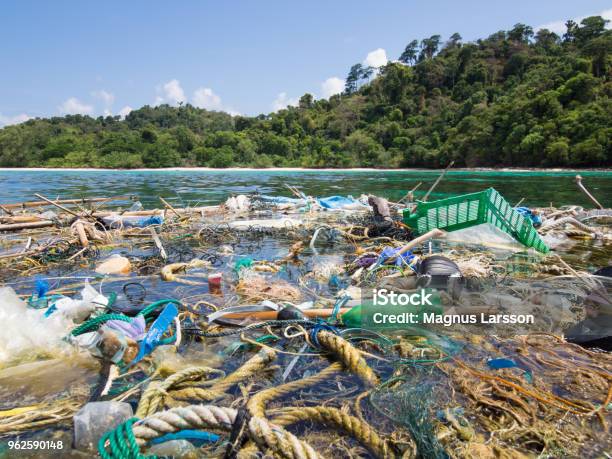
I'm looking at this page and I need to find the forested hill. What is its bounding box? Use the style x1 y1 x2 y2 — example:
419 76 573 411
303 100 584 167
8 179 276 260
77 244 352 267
1 16 610 168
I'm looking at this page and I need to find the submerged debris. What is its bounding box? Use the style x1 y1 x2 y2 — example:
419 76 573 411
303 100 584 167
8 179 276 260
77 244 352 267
0 184 610 458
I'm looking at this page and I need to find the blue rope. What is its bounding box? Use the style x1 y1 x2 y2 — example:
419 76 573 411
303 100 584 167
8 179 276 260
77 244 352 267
309 321 340 348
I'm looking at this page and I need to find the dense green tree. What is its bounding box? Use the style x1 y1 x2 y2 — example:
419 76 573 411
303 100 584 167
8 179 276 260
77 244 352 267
399 40 419 64
0 16 610 169
419 35 442 60
345 64 364 94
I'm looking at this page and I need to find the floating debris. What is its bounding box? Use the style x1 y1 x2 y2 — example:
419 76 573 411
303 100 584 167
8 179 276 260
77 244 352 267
0 183 610 458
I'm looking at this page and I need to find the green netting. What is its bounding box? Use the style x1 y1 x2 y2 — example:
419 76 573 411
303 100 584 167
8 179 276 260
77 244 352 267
403 188 549 253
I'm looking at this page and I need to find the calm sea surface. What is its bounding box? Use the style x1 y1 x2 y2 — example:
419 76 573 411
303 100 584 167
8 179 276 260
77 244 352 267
0 169 609 208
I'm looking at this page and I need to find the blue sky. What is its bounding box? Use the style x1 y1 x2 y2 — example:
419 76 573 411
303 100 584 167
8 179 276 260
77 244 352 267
0 0 610 125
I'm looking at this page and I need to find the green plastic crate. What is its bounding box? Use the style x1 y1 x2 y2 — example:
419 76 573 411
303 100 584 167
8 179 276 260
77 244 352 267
402 188 549 253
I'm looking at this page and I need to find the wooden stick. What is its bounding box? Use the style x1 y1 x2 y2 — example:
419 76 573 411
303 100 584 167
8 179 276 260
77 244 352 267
221 307 353 321
397 182 422 205
159 197 181 219
33 193 82 218
74 221 89 248
0 204 14 216
575 175 604 209
149 227 167 260
0 215 45 224
92 206 219 218
421 161 454 204
2 196 130 210
0 220 55 232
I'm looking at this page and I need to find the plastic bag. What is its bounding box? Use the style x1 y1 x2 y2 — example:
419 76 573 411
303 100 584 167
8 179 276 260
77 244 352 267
0 287 72 364
48 282 108 322
73 401 133 451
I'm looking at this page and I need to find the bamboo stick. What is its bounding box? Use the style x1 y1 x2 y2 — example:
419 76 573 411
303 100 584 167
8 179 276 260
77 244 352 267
0 215 45 224
2 195 130 210
0 204 14 215
0 221 55 232
221 307 353 321
159 197 181 219
575 175 604 209
149 227 167 260
33 193 82 218
421 161 454 203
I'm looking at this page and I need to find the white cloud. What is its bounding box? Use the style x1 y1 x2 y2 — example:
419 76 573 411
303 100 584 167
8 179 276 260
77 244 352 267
0 113 31 127
537 8 612 34
155 79 186 105
92 90 115 106
58 97 94 115
193 87 222 110
192 87 240 115
118 106 133 118
363 48 388 68
272 92 299 111
321 77 344 98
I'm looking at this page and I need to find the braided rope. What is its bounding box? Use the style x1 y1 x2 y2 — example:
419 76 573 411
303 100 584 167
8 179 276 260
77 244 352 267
316 330 379 387
183 319 317 338
132 405 237 445
127 404 320 459
248 416 321 459
247 362 343 418
540 216 600 234
272 406 394 458
170 348 275 401
136 366 225 418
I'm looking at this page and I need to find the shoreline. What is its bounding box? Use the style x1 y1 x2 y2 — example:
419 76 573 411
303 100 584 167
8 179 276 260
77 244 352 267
0 167 610 173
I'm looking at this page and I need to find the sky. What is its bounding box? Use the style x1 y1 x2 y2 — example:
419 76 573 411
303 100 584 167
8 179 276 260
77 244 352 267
0 0 611 126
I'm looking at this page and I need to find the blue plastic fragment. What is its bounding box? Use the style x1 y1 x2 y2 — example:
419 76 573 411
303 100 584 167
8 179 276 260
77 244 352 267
487 358 533 383
149 429 220 445
374 247 415 269
43 304 57 317
132 303 179 365
487 358 518 370
328 274 348 291
134 215 164 227
515 207 542 228
35 279 50 298
317 196 360 209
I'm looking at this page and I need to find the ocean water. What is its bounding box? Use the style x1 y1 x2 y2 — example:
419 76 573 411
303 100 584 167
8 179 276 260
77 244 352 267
0 168 609 208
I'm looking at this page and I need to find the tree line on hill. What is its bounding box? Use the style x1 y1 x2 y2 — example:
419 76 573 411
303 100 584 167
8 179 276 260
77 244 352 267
0 16 610 168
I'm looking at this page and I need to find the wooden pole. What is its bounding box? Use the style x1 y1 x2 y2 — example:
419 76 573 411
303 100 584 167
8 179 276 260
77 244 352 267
0 221 55 232
575 175 604 209
220 307 353 321
0 204 14 215
33 193 82 218
397 182 422 204
2 195 131 210
159 197 182 219
421 161 455 203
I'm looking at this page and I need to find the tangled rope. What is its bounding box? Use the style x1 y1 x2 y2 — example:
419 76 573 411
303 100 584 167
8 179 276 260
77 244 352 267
101 404 321 459
135 366 225 418
183 319 317 338
316 330 379 387
138 349 276 411
540 216 603 237
272 406 395 458
247 362 343 418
